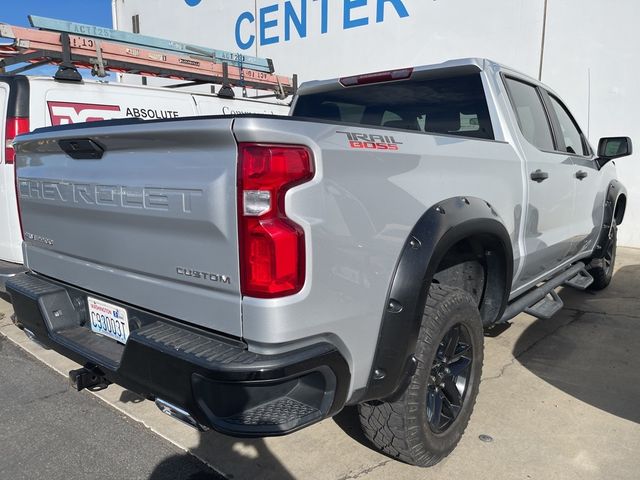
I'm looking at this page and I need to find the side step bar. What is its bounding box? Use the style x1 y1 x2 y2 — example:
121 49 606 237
525 290 563 319
564 269 594 291
500 262 592 323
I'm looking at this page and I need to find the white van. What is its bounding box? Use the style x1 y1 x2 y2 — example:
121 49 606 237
0 75 290 291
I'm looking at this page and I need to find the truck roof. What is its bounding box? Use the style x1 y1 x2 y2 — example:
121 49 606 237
297 57 558 98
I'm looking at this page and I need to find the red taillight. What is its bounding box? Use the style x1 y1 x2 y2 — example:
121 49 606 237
238 143 314 298
5 117 30 164
340 68 413 87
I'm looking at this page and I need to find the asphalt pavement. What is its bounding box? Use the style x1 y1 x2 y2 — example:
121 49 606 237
0 327 222 480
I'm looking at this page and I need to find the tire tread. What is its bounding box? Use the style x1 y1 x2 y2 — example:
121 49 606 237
358 284 483 467
587 223 617 291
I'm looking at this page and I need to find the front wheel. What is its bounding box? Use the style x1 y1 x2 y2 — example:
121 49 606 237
588 221 617 291
358 284 484 467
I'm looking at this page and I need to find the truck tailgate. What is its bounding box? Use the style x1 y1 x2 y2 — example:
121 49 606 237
14 118 242 336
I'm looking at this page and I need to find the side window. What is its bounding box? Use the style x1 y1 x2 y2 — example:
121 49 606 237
505 78 555 151
548 95 588 156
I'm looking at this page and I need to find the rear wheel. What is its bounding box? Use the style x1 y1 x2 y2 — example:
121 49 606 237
588 221 617 291
358 284 484 467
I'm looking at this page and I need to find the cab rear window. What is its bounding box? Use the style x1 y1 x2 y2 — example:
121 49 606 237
292 73 494 140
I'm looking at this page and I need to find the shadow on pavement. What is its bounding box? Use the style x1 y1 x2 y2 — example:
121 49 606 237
514 264 640 424
119 389 145 404
332 405 371 448
142 370 297 480
148 429 296 480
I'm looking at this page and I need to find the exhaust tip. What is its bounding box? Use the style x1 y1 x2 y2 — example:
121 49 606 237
155 398 205 431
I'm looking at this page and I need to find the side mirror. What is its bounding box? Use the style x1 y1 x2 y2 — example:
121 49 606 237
596 137 633 168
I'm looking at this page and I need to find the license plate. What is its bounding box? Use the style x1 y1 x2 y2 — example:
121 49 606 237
88 297 130 344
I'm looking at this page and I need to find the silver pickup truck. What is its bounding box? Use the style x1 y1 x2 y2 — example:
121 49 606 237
7 58 632 466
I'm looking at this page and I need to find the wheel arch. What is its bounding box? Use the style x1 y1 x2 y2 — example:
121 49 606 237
354 197 513 403
594 180 627 258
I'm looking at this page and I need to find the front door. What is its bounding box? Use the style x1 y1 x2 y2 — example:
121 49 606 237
543 91 602 257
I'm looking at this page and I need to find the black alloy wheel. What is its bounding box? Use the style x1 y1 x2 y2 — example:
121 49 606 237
427 323 473 433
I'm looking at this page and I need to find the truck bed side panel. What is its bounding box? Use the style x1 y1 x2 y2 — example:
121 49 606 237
233 117 523 391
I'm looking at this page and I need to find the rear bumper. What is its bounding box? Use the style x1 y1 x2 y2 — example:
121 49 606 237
0 260 26 294
6 272 350 437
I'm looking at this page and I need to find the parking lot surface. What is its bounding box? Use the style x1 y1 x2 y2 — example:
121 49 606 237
1 248 639 480
0 329 221 480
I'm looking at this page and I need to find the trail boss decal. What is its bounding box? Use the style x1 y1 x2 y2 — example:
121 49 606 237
336 130 403 151
47 101 181 125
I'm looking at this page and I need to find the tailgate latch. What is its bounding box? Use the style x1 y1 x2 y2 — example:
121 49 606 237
58 138 105 160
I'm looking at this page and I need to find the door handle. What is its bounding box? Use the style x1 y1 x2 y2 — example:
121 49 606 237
575 170 588 180
530 169 549 183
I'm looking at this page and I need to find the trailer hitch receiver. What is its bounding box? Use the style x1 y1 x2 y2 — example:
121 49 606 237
68 367 110 392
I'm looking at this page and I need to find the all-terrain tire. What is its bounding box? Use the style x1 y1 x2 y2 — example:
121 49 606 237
358 284 484 467
588 221 617 291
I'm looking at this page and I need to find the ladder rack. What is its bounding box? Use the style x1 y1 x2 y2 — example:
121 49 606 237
0 19 297 99
28 16 275 74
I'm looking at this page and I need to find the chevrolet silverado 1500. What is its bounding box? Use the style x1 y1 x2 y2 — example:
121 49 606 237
7 58 631 466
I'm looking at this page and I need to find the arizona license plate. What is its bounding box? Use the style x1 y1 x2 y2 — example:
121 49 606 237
88 296 130 344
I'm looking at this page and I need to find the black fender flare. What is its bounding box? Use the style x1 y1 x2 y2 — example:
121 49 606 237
593 179 627 258
355 196 513 403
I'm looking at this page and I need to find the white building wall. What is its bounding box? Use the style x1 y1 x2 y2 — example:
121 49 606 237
541 0 640 247
112 0 639 246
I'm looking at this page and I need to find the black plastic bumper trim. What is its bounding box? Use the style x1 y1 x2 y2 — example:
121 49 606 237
6 272 350 436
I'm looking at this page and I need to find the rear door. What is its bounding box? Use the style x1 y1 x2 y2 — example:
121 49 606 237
504 76 576 288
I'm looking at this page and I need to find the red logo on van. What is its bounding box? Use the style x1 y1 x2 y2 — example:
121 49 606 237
47 101 123 126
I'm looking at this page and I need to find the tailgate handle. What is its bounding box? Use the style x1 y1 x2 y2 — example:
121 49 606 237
58 138 105 160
